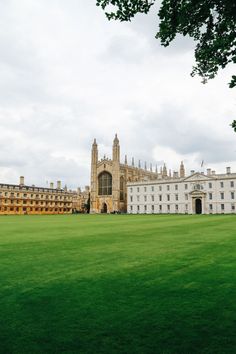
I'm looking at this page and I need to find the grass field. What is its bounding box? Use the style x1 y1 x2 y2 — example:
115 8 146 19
0 214 236 354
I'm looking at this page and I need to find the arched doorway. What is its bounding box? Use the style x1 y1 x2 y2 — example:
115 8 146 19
195 199 202 214
101 203 107 214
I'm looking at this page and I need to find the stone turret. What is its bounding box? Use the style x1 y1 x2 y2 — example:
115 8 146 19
112 134 120 211
112 133 120 162
90 138 98 213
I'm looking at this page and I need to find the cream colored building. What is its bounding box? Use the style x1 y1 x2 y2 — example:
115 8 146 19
0 176 75 215
127 167 236 214
90 135 160 213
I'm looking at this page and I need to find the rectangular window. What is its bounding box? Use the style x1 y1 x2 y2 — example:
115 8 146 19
209 182 212 188
167 194 170 201
151 186 154 192
137 196 140 202
231 192 235 199
185 184 188 190
185 204 188 210
221 192 224 200
221 204 224 211
159 195 162 202
175 185 178 190
175 194 178 201
230 181 234 188
209 193 212 200
130 205 133 212
159 205 162 212
137 205 140 213
231 204 235 211
137 187 140 193
175 204 178 210
209 204 213 210
167 185 170 191
185 194 188 201
151 205 154 212
159 186 162 191
144 195 147 202
220 182 224 188
151 195 154 202
144 205 147 212
130 196 133 202
167 205 170 212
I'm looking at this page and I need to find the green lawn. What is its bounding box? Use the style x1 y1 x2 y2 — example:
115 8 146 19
0 215 236 354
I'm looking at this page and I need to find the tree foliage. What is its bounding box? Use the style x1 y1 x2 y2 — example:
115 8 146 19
96 0 236 87
231 120 236 133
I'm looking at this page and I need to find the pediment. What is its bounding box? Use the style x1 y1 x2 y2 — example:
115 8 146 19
189 189 206 196
184 172 212 182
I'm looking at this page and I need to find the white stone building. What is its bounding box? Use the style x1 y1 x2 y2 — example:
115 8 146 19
127 167 236 215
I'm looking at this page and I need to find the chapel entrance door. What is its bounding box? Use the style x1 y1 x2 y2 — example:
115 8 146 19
101 203 107 214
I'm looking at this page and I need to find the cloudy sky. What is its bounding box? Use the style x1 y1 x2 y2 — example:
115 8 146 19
0 0 235 189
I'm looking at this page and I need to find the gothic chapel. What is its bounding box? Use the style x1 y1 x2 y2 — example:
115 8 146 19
90 135 159 213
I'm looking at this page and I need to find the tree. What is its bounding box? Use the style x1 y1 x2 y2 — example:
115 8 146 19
231 120 236 133
96 0 236 88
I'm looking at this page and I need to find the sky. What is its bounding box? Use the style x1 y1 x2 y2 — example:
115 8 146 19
0 0 235 190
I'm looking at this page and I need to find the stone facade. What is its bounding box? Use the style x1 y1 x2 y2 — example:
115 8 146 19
0 177 76 215
127 167 236 214
73 186 90 213
90 135 160 213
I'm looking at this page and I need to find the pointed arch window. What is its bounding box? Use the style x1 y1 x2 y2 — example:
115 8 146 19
120 176 125 201
98 172 112 195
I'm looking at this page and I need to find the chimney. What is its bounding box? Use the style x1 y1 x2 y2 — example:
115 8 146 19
226 166 231 174
50 182 54 189
20 176 24 185
207 168 211 176
57 180 61 189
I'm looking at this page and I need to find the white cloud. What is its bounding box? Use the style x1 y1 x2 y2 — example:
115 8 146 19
0 0 235 188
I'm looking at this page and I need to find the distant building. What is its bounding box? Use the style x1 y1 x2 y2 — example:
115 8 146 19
90 135 159 213
73 186 90 213
127 167 236 214
0 176 76 215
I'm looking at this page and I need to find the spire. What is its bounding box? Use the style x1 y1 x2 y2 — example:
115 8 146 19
113 133 119 145
112 134 120 162
91 137 98 164
145 161 147 170
163 163 167 177
138 160 141 168
125 155 127 164
180 161 185 178
150 163 152 172
132 157 134 167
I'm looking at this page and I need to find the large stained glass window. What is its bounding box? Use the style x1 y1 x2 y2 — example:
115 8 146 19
98 172 112 195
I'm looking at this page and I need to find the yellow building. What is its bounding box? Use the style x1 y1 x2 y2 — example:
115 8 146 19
0 176 75 215
90 134 160 213
72 186 90 213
